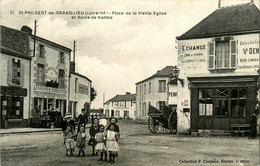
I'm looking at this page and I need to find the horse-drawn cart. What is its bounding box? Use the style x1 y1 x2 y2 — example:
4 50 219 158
147 104 177 134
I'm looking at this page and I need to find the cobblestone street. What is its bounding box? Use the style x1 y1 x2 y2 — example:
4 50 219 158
1 120 259 166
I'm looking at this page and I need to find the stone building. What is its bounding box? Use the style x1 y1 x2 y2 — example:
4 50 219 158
135 66 178 120
176 2 260 134
0 26 31 128
104 93 136 119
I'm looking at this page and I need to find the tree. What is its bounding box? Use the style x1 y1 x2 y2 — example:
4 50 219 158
91 87 98 102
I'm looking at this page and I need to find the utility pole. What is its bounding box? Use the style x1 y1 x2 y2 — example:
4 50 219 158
73 41 76 62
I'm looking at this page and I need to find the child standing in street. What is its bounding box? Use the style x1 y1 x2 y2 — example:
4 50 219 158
89 118 99 155
64 125 77 156
106 124 119 163
95 125 106 161
76 125 86 157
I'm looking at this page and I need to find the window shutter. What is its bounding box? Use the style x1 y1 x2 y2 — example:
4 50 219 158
230 40 237 68
20 63 25 87
208 42 215 69
7 60 13 85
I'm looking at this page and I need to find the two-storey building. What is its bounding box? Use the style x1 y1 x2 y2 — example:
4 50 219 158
176 3 260 134
135 66 178 120
0 26 31 128
104 92 136 119
69 61 92 119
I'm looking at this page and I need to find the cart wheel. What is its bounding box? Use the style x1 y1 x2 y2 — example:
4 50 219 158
168 111 177 134
148 116 159 133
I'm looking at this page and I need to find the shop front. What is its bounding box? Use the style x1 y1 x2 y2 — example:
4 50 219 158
0 86 28 128
189 74 258 131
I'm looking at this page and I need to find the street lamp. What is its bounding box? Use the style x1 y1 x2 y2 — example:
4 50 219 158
172 66 184 87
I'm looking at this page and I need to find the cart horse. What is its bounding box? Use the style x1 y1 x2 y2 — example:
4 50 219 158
147 104 177 134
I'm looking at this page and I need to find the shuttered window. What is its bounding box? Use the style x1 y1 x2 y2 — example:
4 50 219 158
37 64 45 84
230 40 237 68
208 42 215 69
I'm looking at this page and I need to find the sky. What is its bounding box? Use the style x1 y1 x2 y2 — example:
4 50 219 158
1 0 260 108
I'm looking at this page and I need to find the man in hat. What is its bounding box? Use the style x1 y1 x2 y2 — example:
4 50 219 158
62 113 75 132
249 107 258 139
77 108 88 132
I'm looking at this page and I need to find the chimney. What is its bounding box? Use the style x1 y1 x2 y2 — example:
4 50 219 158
70 61 75 72
21 25 32 35
126 92 131 95
218 0 221 8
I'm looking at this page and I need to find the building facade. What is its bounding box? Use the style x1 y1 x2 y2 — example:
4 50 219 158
69 62 92 119
135 66 178 120
25 28 72 118
104 93 136 119
176 3 260 134
0 26 31 128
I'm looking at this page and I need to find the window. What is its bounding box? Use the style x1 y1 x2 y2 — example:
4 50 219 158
59 52 65 63
12 59 21 85
37 64 45 84
143 102 146 116
39 44 45 58
140 85 142 94
149 82 151 94
58 69 65 87
158 101 165 111
208 39 237 69
159 80 166 92
199 88 247 117
75 78 78 93
144 84 146 95
199 89 213 116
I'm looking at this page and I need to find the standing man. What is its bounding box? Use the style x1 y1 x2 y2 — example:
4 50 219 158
77 108 88 132
249 106 258 139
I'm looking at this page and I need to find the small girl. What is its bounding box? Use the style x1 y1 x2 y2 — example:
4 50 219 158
76 125 86 157
64 125 77 156
106 124 119 163
95 125 106 161
89 118 99 155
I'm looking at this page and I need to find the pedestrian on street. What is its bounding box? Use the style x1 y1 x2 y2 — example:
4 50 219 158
105 124 120 163
64 125 77 156
32 106 41 128
95 125 106 162
248 107 258 139
76 125 86 157
89 118 99 155
77 108 88 133
62 114 76 132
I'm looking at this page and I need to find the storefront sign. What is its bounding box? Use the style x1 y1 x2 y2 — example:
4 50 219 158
181 45 206 52
78 84 88 95
34 85 66 94
0 86 27 96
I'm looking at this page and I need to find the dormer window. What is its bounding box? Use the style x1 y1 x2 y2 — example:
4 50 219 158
208 37 237 70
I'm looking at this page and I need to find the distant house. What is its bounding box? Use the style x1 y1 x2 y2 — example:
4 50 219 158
104 92 136 119
135 66 178 120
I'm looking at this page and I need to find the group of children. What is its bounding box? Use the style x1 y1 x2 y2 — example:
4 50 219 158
63 116 120 164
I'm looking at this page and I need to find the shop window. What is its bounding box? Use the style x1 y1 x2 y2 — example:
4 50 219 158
59 69 65 87
149 82 151 94
59 52 65 64
199 89 213 116
208 39 237 70
231 89 246 117
159 80 166 92
39 44 45 58
37 64 45 84
158 101 165 111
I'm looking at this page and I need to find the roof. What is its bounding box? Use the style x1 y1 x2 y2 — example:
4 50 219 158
104 93 136 104
0 25 30 58
70 71 92 82
177 3 260 40
136 66 174 84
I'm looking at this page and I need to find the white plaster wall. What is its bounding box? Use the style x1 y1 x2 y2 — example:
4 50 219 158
70 73 91 118
0 53 31 119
